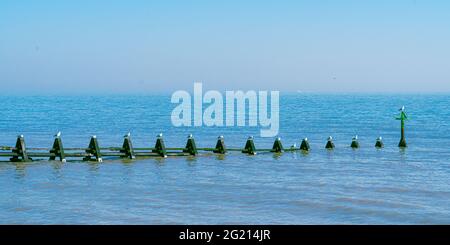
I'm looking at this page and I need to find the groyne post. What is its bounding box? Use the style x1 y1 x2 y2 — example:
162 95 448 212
120 133 135 159
83 136 102 162
325 136 335 149
183 134 198 156
375 137 384 148
10 135 32 162
213 136 226 154
271 137 284 153
350 135 359 149
49 132 65 162
242 136 256 155
152 133 167 158
300 138 310 151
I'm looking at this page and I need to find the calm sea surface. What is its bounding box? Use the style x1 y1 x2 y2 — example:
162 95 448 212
0 94 449 224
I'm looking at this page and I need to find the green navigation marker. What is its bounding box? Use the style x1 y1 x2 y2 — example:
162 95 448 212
396 106 408 148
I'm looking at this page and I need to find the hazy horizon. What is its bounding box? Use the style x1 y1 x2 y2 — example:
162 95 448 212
1 0 449 94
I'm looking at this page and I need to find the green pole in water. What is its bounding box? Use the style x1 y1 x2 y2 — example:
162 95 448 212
396 106 408 148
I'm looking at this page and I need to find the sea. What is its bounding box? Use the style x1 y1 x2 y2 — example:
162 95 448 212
0 93 449 224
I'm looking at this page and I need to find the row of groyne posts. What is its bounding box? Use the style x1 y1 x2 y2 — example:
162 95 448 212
0 108 409 162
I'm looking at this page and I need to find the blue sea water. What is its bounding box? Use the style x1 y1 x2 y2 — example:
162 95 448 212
0 93 449 224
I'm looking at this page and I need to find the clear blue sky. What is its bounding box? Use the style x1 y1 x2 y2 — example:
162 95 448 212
0 0 449 94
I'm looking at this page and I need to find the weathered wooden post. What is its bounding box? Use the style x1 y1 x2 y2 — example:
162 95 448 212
375 136 384 148
152 133 167 158
271 137 284 153
83 135 102 162
325 136 335 149
397 106 408 148
183 134 198 156
10 135 32 162
350 135 359 149
300 138 310 151
213 136 227 154
120 132 135 159
242 136 256 155
49 131 66 162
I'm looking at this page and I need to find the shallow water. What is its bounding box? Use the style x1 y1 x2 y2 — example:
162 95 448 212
0 93 449 224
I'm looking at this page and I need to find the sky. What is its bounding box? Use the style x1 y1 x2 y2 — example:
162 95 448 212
0 0 449 94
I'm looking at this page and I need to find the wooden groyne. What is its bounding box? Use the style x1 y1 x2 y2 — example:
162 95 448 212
0 132 403 162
